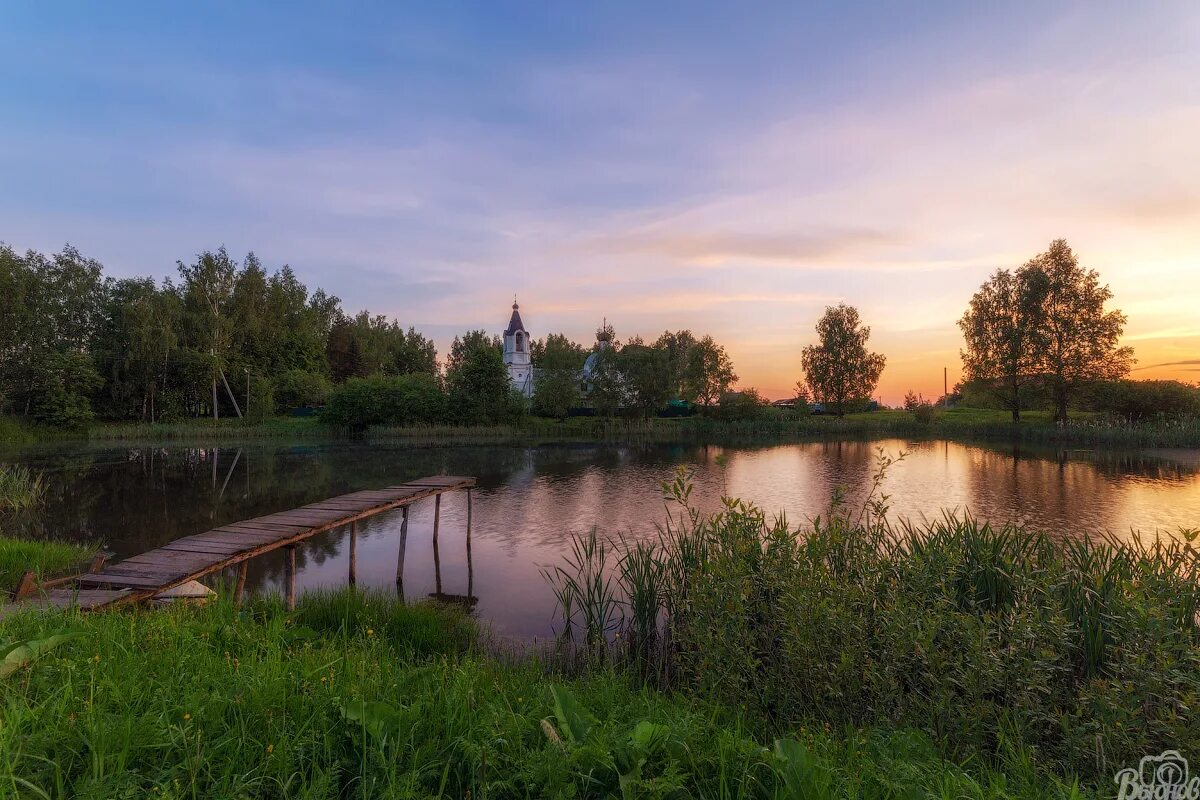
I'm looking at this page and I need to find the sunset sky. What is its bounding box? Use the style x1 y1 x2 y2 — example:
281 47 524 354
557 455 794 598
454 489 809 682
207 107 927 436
2 3 1197 403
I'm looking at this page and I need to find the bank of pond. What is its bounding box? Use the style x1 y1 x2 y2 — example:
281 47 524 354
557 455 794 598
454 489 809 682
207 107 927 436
2 478 1198 798
5 406 1200 449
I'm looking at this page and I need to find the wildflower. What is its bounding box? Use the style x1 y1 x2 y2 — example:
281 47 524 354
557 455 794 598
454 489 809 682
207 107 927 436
91 654 100 663
183 712 191 721
366 628 375 637
267 743 274 753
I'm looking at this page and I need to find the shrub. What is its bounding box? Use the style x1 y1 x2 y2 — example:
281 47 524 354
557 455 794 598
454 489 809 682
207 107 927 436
1086 379 1200 422
713 388 768 421
321 373 448 430
273 369 331 413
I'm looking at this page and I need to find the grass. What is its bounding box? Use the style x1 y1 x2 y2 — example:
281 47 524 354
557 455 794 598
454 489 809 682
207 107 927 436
547 462 1200 785
0 465 46 512
0 588 1090 799
7 406 1200 448
0 537 97 592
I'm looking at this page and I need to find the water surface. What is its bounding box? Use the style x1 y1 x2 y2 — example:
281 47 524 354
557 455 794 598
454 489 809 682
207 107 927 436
3 439 1199 638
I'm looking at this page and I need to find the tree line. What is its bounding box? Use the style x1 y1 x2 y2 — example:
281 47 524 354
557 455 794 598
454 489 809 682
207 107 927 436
0 243 745 428
2 238 1188 429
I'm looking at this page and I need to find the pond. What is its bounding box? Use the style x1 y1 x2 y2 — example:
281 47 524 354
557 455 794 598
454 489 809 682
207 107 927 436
3 438 1200 639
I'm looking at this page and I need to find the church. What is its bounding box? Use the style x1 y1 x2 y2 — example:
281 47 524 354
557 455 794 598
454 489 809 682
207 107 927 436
503 300 534 397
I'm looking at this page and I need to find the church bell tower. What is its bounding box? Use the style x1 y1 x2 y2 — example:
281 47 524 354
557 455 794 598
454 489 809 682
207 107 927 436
503 299 533 397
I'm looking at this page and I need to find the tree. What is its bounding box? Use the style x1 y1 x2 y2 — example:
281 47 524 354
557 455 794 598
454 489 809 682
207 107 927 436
616 339 671 419
800 304 886 417
958 268 1045 422
532 333 586 418
177 248 239 418
685 335 737 407
653 330 698 400
1022 240 1134 424
0 244 104 421
445 330 519 424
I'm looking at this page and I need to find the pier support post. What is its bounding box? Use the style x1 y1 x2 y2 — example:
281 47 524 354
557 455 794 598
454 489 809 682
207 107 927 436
466 489 473 599
348 521 358 586
396 506 408 593
433 529 442 596
432 494 441 546
284 545 297 612
234 561 248 606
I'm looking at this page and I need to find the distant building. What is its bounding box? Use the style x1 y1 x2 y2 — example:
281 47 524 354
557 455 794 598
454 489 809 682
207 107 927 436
580 320 614 396
503 300 534 397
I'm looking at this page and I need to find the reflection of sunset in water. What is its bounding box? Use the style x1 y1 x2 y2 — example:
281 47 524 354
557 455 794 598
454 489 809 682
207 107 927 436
4 440 1199 639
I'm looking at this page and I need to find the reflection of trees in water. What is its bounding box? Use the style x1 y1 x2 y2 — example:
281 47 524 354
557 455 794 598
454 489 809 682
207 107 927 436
6 438 1198 580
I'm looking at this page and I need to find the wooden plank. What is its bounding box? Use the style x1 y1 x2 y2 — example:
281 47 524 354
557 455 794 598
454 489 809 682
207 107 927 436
186 531 286 546
121 550 228 567
399 477 475 488
162 541 251 556
219 520 314 532
217 525 311 539
77 573 171 588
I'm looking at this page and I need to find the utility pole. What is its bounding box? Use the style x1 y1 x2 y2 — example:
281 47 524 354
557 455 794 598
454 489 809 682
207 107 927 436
245 369 251 419
943 367 948 409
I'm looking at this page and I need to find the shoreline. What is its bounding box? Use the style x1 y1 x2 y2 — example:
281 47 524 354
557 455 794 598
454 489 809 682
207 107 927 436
3 409 1200 450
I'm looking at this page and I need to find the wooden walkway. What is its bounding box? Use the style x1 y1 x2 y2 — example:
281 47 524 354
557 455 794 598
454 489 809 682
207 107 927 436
11 476 474 613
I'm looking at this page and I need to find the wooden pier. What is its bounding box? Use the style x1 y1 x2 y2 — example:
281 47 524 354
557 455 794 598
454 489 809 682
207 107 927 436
9 476 475 613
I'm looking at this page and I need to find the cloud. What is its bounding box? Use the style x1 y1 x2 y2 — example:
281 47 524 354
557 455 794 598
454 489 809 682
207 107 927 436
581 228 901 266
1133 359 1200 371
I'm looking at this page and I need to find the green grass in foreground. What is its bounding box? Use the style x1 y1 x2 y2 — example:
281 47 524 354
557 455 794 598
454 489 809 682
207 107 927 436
0 537 96 591
0 589 1089 799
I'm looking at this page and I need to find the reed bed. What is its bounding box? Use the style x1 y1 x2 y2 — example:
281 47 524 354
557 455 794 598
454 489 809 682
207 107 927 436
546 462 1200 782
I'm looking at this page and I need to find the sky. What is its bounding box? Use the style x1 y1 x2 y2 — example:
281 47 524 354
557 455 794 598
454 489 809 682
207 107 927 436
1 2 1198 403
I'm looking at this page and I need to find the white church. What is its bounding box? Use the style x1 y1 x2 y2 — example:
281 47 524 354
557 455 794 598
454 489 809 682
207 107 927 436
503 300 534 397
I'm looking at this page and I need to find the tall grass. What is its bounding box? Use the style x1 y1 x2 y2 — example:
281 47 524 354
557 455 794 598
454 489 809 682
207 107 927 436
0 537 96 590
0 588 1085 798
0 464 46 512
546 463 1200 782
87 416 327 442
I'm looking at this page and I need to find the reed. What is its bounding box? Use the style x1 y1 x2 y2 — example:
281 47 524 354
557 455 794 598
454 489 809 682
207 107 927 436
546 466 1200 781
0 464 46 512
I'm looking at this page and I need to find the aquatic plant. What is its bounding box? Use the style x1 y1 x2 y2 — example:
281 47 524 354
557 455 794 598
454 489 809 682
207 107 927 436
547 466 1200 781
0 464 46 512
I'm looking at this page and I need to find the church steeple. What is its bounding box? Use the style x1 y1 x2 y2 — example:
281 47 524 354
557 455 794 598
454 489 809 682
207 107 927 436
502 297 533 397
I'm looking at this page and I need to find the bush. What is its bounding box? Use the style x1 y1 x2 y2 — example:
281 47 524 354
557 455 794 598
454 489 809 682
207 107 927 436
1086 379 1200 422
912 401 935 424
321 373 448 430
713 388 768 421
273 369 331 413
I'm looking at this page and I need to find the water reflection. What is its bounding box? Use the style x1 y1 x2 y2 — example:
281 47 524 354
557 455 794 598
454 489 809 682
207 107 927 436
2 439 1199 638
